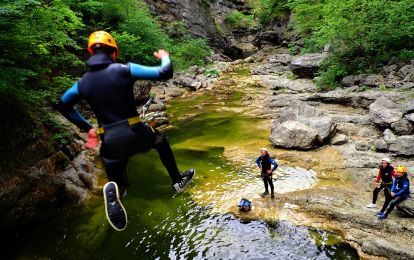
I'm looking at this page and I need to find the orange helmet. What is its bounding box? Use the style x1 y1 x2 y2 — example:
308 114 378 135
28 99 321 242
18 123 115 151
395 166 408 174
87 31 119 59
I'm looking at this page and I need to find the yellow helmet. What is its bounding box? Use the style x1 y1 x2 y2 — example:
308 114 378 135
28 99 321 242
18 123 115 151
87 31 119 59
395 166 408 173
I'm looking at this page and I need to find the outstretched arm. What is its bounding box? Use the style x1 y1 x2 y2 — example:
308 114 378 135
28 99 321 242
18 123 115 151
130 49 173 80
56 82 92 132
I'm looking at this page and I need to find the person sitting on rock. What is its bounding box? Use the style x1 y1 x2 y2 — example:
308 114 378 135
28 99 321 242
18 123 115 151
56 31 195 231
377 166 410 219
367 157 395 208
256 148 278 199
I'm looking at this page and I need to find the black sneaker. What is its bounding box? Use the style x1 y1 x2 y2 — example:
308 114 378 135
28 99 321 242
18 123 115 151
173 169 195 193
262 191 269 197
271 193 275 199
103 182 128 231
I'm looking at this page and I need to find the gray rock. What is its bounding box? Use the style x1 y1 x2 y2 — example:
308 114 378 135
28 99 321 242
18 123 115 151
404 113 414 123
306 90 381 109
404 99 414 114
397 196 414 217
383 129 397 144
341 74 384 88
341 75 366 88
270 121 319 149
363 74 384 87
290 53 328 78
373 139 389 152
369 96 403 127
207 53 232 62
384 64 398 76
268 54 292 66
330 114 370 124
269 101 336 150
355 141 372 151
398 65 414 82
391 119 413 135
330 134 347 145
259 76 317 93
389 135 414 156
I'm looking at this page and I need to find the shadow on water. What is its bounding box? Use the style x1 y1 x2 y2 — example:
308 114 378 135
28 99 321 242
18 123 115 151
2 89 359 259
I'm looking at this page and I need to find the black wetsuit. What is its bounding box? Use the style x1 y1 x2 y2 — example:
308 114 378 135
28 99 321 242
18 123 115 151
256 155 278 195
372 165 394 207
57 52 180 192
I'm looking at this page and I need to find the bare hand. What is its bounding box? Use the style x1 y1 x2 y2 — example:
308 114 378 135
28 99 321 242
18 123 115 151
267 169 272 174
154 49 169 60
391 192 395 197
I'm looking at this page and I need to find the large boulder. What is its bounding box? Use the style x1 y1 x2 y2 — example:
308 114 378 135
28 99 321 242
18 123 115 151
398 64 414 82
269 101 336 150
369 96 403 128
388 135 414 156
391 119 413 135
397 196 414 217
341 74 384 88
290 53 328 78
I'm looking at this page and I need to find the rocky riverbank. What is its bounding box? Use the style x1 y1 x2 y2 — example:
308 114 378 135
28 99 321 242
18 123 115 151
143 46 414 259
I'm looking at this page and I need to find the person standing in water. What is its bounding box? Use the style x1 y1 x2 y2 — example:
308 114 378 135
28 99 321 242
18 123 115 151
256 148 278 199
56 31 195 231
367 158 395 208
377 166 410 219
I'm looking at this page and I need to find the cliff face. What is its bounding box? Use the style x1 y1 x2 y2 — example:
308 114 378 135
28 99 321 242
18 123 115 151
144 0 289 58
0 93 99 233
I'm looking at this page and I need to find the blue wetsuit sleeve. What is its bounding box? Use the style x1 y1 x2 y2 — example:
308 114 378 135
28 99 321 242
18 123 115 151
270 159 278 172
391 179 397 192
130 56 173 80
57 82 92 132
255 157 261 168
394 179 410 197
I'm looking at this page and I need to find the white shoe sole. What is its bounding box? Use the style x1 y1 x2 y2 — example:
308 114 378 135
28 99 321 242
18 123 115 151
103 182 128 231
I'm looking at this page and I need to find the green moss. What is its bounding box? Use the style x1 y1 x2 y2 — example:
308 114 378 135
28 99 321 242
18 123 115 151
224 10 257 29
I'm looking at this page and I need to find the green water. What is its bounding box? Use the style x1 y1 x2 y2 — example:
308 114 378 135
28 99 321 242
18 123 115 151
3 89 358 259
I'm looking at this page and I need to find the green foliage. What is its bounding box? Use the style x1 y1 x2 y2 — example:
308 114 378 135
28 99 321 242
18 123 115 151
0 0 211 99
0 0 84 96
250 0 289 25
166 21 188 39
224 10 256 29
171 38 211 71
204 69 220 77
287 0 414 87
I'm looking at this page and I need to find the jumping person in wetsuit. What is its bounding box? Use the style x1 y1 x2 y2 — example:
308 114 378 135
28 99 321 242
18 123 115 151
377 166 410 219
256 148 278 199
56 31 195 231
367 158 395 208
